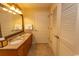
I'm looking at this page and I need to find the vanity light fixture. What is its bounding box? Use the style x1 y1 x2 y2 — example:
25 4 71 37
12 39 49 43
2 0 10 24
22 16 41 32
1 3 22 15
10 7 22 14
8 10 16 15
9 5 22 14
2 7 16 15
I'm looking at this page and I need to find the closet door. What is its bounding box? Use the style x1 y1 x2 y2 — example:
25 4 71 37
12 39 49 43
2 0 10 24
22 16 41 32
59 3 77 56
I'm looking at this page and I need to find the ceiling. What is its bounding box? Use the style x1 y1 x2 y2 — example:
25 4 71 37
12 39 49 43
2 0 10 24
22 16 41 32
17 3 52 11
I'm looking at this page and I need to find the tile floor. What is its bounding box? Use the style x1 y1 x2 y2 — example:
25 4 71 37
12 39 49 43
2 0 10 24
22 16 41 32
28 43 54 56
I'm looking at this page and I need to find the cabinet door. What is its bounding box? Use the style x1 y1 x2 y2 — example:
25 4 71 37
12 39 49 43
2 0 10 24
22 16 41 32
18 45 24 56
23 40 29 55
23 35 32 55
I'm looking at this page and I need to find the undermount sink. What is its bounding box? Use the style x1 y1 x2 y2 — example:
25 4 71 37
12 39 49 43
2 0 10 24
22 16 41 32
9 36 23 45
10 40 22 45
9 33 29 45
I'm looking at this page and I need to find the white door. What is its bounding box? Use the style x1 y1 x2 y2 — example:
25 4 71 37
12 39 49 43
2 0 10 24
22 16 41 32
52 7 59 55
33 11 49 43
49 7 59 55
59 3 76 56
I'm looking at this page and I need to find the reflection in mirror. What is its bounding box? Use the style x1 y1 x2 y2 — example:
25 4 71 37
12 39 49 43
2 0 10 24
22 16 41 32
0 6 23 37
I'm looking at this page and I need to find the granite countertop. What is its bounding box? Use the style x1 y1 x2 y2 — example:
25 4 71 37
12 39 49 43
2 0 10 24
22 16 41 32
0 33 32 50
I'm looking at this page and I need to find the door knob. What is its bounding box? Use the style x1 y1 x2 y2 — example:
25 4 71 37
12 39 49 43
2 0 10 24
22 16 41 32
55 35 59 39
34 29 38 31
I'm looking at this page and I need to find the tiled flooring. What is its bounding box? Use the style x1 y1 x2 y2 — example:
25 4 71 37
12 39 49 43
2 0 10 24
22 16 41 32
28 43 54 56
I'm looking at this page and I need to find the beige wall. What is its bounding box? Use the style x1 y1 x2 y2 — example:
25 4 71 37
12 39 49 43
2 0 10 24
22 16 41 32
23 11 35 29
23 10 49 43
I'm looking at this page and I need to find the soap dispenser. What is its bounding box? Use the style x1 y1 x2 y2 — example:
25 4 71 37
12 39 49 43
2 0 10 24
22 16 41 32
0 24 8 48
0 37 8 48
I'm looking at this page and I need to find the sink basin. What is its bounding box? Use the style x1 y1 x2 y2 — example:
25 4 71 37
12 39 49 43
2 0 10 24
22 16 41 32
9 33 29 45
10 40 22 45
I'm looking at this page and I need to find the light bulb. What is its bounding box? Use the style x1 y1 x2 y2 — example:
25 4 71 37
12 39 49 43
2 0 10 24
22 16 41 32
17 10 22 14
8 10 12 13
10 7 15 10
15 8 22 14
2 8 8 11
15 8 19 12
12 12 16 15
18 11 22 14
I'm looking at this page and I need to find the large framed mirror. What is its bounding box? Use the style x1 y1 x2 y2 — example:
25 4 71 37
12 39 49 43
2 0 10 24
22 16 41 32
0 5 24 39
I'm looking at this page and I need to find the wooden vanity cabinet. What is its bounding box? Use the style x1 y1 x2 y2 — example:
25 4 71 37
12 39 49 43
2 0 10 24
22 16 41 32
0 34 32 56
18 35 32 56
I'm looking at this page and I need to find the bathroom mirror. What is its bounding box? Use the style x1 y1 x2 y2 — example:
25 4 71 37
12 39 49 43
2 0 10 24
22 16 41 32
0 7 24 38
